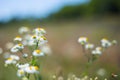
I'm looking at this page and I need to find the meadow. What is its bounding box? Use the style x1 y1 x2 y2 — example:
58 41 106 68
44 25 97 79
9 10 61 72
0 16 120 80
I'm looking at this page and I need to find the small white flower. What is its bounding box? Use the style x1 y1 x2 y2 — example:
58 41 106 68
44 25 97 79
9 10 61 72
41 45 52 55
5 42 14 49
34 28 46 36
18 27 29 34
11 44 24 53
97 68 106 76
39 36 48 45
25 66 39 74
5 55 19 65
112 40 117 45
92 47 102 55
0 48 3 54
17 63 29 70
17 69 25 77
78 37 88 45
85 43 94 50
32 49 44 57
14 36 22 42
101 38 111 48
22 53 28 58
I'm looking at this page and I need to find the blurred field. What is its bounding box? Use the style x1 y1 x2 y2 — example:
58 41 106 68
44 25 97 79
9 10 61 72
0 16 120 80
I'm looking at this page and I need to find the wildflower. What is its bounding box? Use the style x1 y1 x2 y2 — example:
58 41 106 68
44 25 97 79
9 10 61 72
14 36 22 42
0 48 3 54
39 36 48 45
97 68 106 76
17 63 29 70
25 66 39 74
85 43 94 50
5 55 19 65
22 53 28 58
5 42 14 49
101 38 111 48
78 37 88 45
92 47 102 55
34 28 46 36
112 40 117 45
11 43 24 53
32 49 44 57
18 27 29 34
17 69 25 77
41 45 52 55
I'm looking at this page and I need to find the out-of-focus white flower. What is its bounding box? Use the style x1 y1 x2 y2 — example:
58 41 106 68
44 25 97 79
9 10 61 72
58 76 64 80
22 53 28 58
34 28 46 36
18 27 29 34
11 44 24 53
97 68 106 76
85 43 94 50
3 52 10 58
39 36 48 45
92 47 102 55
17 63 29 70
112 40 117 45
32 50 44 57
14 36 22 42
0 48 3 54
41 45 52 55
10 55 20 60
5 42 14 49
101 38 111 48
78 37 88 45
25 66 39 74
5 55 19 65
17 69 25 77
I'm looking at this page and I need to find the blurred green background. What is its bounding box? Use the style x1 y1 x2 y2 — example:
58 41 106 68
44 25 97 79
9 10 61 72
0 0 120 80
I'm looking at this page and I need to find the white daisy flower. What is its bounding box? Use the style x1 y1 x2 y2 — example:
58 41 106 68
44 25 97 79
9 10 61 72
101 38 111 48
39 36 48 45
92 47 102 55
18 27 29 34
5 55 19 65
11 44 24 53
34 28 46 36
32 49 44 57
17 69 25 77
17 63 29 70
85 43 94 50
25 66 39 74
78 37 88 45
14 36 22 42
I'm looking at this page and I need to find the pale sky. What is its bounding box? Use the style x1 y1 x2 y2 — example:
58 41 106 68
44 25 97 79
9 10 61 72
0 0 89 22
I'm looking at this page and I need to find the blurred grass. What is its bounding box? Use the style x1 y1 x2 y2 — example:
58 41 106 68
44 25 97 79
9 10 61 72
0 17 120 80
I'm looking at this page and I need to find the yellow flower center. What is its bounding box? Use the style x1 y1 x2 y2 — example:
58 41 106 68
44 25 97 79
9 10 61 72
20 70 24 74
7 58 13 61
32 35 36 39
41 36 46 40
18 43 22 46
35 50 41 54
34 66 39 70
16 36 21 38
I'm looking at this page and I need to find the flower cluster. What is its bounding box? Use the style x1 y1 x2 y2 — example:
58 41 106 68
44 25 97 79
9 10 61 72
78 37 117 56
4 27 51 80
